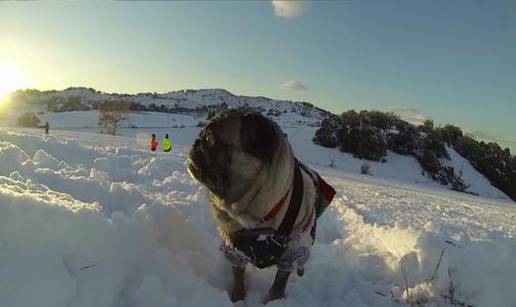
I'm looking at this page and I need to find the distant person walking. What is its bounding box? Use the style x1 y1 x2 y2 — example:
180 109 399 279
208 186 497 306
44 121 49 135
150 134 158 152
162 134 172 152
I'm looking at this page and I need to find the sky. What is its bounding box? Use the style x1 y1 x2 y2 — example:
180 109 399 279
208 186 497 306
0 1 515 150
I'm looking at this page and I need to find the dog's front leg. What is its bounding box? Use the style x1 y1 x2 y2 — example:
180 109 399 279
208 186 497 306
263 270 291 303
230 266 246 302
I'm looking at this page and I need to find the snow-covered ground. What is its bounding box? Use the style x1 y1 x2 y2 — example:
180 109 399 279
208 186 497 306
0 111 515 307
2 109 510 201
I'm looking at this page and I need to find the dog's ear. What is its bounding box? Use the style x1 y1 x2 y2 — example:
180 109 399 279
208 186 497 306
240 112 279 161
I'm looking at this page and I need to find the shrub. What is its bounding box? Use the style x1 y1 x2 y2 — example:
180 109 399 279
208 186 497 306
360 163 371 175
418 119 434 135
362 110 400 130
439 124 463 145
266 108 282 117
387 124 420 155
98 100 128 135
17 112 41 128
416 150 442 180
339 125 387 161
62 96 83 111
339 110 361 127
313 117 341 148
424 131 449 159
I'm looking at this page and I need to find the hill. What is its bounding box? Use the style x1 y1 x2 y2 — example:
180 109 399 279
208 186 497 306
2 87 514 201
313 110 516 201
6 87 329 121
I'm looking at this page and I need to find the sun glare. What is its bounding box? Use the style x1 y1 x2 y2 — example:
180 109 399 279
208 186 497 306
0 59 30 102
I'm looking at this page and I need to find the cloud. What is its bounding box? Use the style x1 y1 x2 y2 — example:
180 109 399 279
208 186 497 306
280 79 308 91
386 105 516 152
472 130 504 140
471 130 516 151
272 1 306 18
384 105 429 126
384 106 421 114
403 114 428 126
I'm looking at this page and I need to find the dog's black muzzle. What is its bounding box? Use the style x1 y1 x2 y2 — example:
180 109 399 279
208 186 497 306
188 138 227 198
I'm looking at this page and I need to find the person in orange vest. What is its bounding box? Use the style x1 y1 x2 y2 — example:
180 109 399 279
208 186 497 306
150 134 158 152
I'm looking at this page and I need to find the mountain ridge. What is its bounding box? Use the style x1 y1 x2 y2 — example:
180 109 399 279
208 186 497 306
9 87 330 121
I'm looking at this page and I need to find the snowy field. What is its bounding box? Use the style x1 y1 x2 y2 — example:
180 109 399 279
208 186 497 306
7 110 511 202
0 112 515 307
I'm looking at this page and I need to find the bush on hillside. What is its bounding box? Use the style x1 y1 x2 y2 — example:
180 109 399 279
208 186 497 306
338 125 386 161
361 110 400 130
456 139 516 200
312 109 516 198
17 112 41 128
339 110 361 127
314 109 516 200
360 163 371 175
439 124 464 145
387 123 421 155
423 131 450 159
313 116 341 148
266 108 282 117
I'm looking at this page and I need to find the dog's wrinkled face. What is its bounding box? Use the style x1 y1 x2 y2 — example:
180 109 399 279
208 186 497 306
188 110 280 202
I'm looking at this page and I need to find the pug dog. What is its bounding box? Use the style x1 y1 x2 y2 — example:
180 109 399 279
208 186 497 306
187 109 334 303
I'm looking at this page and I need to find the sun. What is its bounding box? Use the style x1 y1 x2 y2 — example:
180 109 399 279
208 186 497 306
0 59 30 102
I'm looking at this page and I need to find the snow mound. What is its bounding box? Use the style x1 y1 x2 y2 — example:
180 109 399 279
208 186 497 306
33 149 60 170
0 131 231 307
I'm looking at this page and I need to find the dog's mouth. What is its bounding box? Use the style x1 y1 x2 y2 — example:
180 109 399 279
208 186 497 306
187 138 207 181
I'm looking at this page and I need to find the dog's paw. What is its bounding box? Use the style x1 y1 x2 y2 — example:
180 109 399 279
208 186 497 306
262 291 285 304
230 287 246 302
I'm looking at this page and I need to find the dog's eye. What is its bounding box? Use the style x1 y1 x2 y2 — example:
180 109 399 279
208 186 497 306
204 131 215 147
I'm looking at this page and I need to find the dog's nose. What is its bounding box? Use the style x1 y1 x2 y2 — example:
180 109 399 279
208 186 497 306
189 139 202 162
192 138 203 153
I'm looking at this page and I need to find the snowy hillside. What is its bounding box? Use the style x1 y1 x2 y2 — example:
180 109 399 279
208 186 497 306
5 88 513 200
0 109 510 201
1 116 515 306
7 87 328 121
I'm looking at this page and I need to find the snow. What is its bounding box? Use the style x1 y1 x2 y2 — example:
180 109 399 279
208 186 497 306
10 88 327 121
3 109 509 201
442 147 510 200
0 110 515 307
0 129 229 307
37 110 201 129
